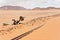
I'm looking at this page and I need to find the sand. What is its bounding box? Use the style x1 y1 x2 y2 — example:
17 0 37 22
0 9 60 40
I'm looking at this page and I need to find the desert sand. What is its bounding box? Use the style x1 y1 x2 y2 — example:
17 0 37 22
0 9 60 40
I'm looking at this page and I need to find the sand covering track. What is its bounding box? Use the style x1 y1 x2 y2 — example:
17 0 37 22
0 13 60 40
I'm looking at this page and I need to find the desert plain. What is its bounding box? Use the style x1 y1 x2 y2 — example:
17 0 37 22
0 9 60 40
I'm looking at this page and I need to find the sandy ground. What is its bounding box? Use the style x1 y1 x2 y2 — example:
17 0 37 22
21 17 60 40
0 10 60 40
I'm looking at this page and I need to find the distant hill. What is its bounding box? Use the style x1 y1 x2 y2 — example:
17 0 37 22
32 7 60 10
0 6 60 10
0 6 26 10
32 7 41 10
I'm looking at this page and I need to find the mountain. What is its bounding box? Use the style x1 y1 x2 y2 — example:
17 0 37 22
32 7 60 10
0 6 26 10
32 7 41 10
0 6 60 10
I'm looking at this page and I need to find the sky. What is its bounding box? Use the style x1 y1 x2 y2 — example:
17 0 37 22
0 0 60 9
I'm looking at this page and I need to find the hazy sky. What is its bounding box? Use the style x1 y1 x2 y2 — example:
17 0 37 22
0 0 60 9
